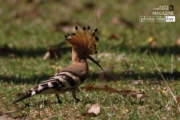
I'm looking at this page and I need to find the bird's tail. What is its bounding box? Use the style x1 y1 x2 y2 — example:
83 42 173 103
12 91 32 104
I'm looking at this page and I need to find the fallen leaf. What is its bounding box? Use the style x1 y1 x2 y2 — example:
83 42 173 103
175 38 180 46
140 95 148 102
119 90 138 97
83 84 95 91
116 114 126 119
100 85 119 93
43 41 66 60
108 33 120 40
54 20 73 32
119 90 147 101
131 92 147 102
54 20 85 32
131 80 143 85
43 52 51 60
82 85 147 101
0 114 13 120
88 104 100 115
43 51 58 60
83 84 119 93
136 93 144 99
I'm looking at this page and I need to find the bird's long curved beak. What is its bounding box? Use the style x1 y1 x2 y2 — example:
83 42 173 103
88 56 104 71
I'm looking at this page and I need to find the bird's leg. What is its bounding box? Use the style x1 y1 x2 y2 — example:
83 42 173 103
72 89 80 102
56 94 62 104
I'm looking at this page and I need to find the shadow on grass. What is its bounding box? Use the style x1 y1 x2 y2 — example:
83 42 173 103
139 45 180 56
0 73 52 85
1 43 180 59
0 70 179 86
88 70 180 81
114 43 180 56
0 44 70 58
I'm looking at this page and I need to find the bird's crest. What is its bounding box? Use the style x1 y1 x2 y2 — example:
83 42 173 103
65 26 99 55
65 26 103 71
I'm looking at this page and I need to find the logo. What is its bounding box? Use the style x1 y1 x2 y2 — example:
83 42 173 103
139 5 175 22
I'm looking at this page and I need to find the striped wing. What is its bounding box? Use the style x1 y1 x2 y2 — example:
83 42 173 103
31 72 83 95
12 71 85 104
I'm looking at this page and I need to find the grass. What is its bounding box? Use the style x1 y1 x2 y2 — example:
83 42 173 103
0 0 180 119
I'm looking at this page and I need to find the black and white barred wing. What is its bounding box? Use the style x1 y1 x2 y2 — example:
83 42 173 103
35 72 82 94
12 72 83 104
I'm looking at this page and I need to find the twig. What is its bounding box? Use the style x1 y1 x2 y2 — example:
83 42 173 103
149 51 177 104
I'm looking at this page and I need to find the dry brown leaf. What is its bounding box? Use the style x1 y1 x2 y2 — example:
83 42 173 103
43 52 51 60
119 90 138 97
175 38 180 46
82 85 147 101
54 20 85 33
43 51 58 60
88 104 100 115
116 114 126 119
82 103 100 116
0 114 13 120
43 41 66 60
108 33 120 40
119 90 147 101
54 20 73 32
136 93 144 99
140 95 148 102
83 84 95 91
2 110 16 114
131 80 143 85
136 93 147 101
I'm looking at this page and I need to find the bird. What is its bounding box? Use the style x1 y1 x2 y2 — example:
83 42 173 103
12 26 103 104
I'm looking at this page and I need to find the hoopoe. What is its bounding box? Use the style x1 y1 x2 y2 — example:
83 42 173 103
12 26 103 104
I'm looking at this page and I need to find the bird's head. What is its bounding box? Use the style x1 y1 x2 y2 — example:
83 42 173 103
65 26 103 71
